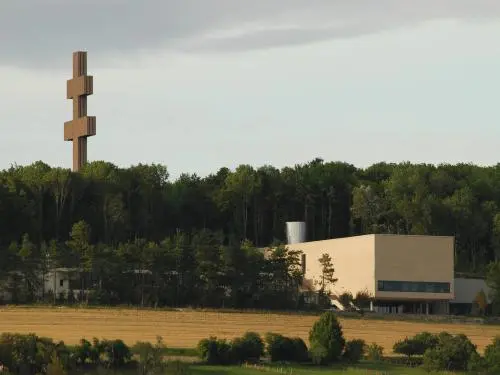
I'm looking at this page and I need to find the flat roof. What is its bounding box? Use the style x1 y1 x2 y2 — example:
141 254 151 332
287 233 454 246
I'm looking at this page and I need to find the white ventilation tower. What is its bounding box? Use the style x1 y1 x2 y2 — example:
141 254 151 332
286 221 306 244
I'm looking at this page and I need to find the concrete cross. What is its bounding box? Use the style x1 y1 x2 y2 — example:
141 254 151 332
64 51 96 172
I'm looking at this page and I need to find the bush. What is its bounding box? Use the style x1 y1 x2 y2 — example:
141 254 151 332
467 351 487 373
133 336 167 375
393 331 439 361
309 311 345 363
197 337 232 365
483 336 500 374
265 333 307 363
100 339 132 368
343 339 366 363
47 354 67 375
309 342 328 365
231 332 264 363
290 338 309 362
337 292 353 307
422 332 477 372
72 339 92 366
365 343 384 362
354 290 372 309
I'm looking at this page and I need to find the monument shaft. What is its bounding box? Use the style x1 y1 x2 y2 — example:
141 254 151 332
64 51 96 172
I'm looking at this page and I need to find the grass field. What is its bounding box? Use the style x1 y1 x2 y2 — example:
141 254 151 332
0 307 498 354
190 363 449 374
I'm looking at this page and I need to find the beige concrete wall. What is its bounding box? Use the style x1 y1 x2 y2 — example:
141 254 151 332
287 235 376 298
374 235 454 301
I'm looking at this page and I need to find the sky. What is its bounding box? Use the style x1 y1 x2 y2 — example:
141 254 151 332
1 0 500 178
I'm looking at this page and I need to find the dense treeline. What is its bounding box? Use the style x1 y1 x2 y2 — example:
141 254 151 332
2 159 500 306
3 159 500 267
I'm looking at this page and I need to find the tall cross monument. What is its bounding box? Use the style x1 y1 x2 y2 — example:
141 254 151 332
64 51 96 172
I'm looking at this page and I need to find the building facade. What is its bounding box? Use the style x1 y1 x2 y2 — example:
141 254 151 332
288 234 455 314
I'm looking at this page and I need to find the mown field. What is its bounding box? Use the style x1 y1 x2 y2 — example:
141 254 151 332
0 307 498 354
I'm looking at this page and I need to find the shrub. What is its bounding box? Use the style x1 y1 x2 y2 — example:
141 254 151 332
47 354 67 375
89 338 104 365
393 331 439 361
264 333 307 363
231 332 264 363
422 332 477 372
197 337 232 365
365 343 384 362
72 339 92 366
265 333 291 362
337 292 353 308
343 339 366 363
309 311 345 363
309 342 328 365
483 336 500 374
290 338 309 362
100 339 132 368
133 336 167 375
467 351 487 373
353 290 372 310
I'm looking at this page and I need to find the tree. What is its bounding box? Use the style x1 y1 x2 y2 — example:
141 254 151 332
474 289 488 315
317 253 338 302
5 159 500 308
309 311 345 364
66 220 94 303
46 168 72 240
486 261 500 314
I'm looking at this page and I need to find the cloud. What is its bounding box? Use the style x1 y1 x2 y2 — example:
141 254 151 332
1 0 500 68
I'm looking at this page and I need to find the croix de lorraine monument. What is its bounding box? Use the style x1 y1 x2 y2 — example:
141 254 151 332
64 51 96 172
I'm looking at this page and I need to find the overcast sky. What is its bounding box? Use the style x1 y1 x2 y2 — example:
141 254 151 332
1 0 500 178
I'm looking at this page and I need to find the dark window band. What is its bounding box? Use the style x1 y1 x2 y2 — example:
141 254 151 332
377 280 450 293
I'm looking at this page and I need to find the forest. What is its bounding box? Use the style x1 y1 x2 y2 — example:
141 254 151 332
1 158 500 307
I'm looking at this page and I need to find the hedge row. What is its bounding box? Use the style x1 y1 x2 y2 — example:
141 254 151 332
0 334 188 375
393 331 500 373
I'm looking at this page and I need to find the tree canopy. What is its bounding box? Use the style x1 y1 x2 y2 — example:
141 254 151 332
2 158 500 307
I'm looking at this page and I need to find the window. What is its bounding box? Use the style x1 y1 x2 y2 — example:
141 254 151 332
59 279 64 287
377 280 450 293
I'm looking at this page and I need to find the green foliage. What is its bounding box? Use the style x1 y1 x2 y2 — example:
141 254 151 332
132 336 167 375
393 332 439 359
422 332 477 372
3 160 500 308
337 292 354 309
197 337 232 365
264 333 308 363
317 253 338 293
72 338 92 365
365 343 384 362
309 312 345 363
290 338 309 363
97 339 131 368
230 332 264 363
342 339 366 363
482 336 500 374
46 353 67 375
487 261 500 313
353 290 373 309
309 342 328 366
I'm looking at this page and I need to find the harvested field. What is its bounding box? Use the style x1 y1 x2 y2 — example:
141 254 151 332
0 307 498 353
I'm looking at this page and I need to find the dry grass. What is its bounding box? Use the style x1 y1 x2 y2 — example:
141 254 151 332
0 307 498 353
